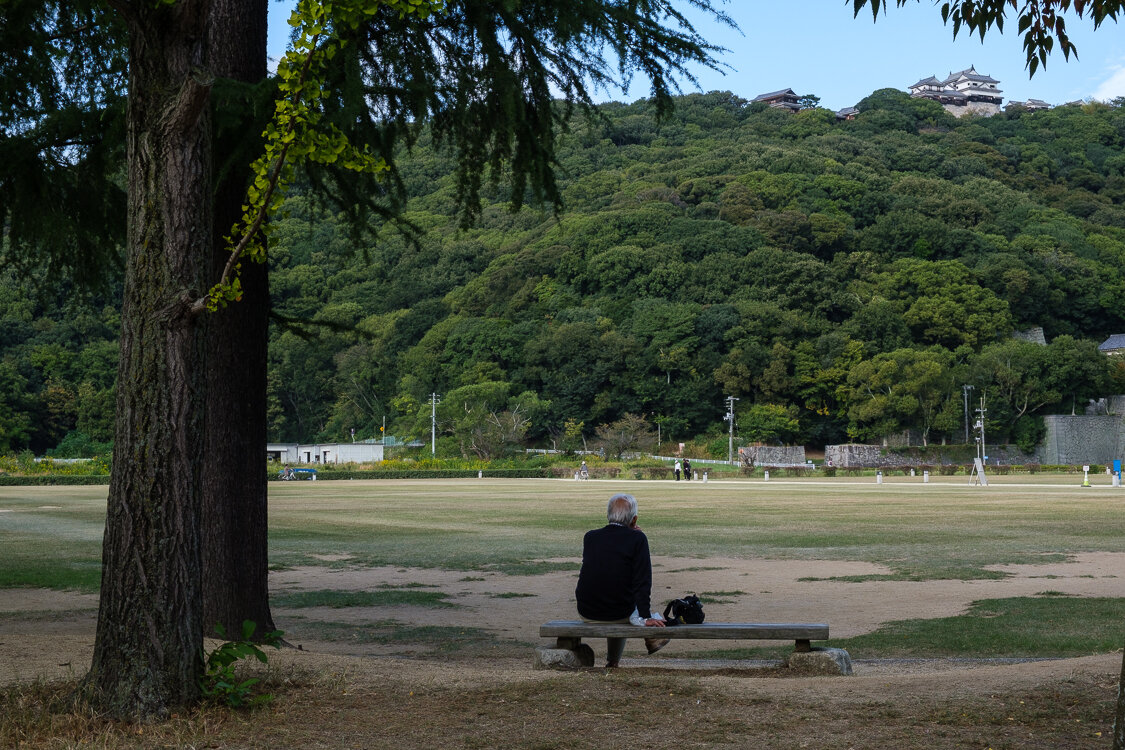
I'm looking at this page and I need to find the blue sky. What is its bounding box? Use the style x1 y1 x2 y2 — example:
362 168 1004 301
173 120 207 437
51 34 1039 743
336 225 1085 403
267 0 1125 111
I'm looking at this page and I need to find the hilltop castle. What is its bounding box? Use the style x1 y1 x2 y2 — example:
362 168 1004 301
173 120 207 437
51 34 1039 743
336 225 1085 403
753 65 1051 120
908 66 1004 116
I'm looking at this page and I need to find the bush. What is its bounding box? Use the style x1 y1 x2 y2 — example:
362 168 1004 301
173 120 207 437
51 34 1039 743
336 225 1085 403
46 431 113 459
0 475 110 485
268 468 552 480
1012 415 1047 454
822 466 836 477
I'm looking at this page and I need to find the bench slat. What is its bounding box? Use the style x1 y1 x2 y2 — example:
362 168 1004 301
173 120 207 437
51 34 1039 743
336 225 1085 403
540 620 828 641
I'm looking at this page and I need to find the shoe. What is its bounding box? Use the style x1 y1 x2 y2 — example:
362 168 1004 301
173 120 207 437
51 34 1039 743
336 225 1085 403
645 638 671 655
605 661 619 668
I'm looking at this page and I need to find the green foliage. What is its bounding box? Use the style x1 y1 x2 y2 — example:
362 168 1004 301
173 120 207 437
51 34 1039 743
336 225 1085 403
8 87 1125 455
1013 414 1048 453
200 621 283 708
740 403 800 445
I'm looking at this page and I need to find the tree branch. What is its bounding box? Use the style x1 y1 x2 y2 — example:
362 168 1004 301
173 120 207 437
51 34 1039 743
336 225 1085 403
190 34 321 316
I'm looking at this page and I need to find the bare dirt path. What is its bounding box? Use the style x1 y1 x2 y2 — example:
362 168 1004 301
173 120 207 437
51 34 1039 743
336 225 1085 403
3 552 1123 684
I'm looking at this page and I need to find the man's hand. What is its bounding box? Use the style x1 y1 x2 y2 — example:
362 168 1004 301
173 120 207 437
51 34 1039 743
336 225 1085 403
644 618 666 627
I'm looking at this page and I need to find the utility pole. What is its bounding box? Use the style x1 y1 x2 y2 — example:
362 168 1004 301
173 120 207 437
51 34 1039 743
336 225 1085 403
962 384 974 443
724 395 739 463
975 394 986 462
431 393 440 456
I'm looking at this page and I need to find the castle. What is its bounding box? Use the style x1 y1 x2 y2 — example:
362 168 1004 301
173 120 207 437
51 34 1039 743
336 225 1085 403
908 66 1004 116
754 65 1051 120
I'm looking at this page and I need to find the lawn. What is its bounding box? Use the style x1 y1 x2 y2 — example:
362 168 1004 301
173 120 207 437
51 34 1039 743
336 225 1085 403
4 475 1125 588
2 477 1124 748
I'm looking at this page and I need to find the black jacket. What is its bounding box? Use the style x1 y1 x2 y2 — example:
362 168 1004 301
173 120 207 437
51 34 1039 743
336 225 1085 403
575 524 654 621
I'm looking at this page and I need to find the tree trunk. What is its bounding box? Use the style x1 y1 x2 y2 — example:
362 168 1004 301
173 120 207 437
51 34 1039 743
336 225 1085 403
201 0 275 640
85 0 213 719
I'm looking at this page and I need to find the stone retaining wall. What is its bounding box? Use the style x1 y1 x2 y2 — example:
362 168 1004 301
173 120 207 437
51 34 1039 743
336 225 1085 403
1039 415 1125 465
739 445 806 467
824 443 1038 468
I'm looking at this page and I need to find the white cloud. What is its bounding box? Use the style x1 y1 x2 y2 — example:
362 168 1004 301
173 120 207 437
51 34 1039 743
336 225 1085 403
1092 64 1125 101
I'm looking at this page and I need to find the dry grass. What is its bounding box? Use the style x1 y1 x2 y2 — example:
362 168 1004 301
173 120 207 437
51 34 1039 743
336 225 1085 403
1 658 1116 749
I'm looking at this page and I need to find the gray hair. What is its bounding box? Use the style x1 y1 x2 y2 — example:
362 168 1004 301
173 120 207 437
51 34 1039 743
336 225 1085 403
606 493 637 525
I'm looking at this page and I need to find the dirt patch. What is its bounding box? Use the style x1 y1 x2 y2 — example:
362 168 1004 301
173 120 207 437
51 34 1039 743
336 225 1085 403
2 553 1123 748
268 552 1125 643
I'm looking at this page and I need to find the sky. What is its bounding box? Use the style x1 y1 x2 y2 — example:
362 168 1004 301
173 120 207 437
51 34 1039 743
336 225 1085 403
266 0 1125 111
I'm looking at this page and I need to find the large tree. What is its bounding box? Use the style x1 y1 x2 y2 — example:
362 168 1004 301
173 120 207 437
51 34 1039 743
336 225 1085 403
4 0 729 719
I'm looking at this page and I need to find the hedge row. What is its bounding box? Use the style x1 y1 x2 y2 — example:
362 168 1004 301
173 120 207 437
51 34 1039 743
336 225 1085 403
0 475 111 485
270 468 553 480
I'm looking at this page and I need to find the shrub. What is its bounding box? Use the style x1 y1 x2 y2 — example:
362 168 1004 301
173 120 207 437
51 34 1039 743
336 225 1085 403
201 620 283 708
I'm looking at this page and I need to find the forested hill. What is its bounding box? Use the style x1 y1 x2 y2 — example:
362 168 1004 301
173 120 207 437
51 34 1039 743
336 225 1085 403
6 89 1125 456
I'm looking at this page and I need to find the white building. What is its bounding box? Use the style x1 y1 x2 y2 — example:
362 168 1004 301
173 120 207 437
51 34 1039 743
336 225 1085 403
909 66 1003 117
267 442 384 465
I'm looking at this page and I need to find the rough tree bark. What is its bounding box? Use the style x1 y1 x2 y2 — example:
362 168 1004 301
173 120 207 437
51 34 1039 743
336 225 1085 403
201 0 275 640
84 0 213 718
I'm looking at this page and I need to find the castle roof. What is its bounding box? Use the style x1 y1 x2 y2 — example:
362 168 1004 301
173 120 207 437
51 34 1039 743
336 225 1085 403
1099 334 1125 352
910 76 942 88
945 66 999 85
753 88 797 102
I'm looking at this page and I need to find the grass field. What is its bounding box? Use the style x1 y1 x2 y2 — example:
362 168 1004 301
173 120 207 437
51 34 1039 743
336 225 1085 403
3 476 1125 657
2 477 1124 748
6 475 1125 588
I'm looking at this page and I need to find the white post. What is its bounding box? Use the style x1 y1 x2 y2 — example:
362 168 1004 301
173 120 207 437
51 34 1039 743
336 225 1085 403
703 471 708 483
763 470 769 482
431 392 440 456
876 471 883 484
923 470 930 483
724 395 739 464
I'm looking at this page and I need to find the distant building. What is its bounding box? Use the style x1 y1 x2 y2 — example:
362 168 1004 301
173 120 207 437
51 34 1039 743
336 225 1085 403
752 88 802 113
1098 334 1125 355
835 106 859 120
1005 98 1051 113
908 66 1003 117
267 442 384 464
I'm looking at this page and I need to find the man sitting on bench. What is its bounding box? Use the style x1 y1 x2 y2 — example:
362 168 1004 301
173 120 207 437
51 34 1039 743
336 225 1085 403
575 493 668 668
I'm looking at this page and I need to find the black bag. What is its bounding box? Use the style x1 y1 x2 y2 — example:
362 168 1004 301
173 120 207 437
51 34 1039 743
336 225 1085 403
662 594 705 625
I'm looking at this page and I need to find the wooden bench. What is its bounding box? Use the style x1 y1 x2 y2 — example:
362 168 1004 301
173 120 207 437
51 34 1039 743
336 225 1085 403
536 620 849 673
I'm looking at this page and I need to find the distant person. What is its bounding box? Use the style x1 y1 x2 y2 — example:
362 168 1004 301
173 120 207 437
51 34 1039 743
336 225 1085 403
674 459 682 481
683 457 692 481
575 493 668 668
